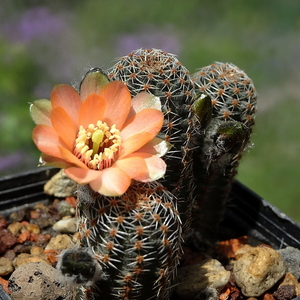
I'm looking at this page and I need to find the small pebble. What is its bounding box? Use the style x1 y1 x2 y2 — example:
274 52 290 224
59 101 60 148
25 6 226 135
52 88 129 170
7 222 23 236
233 245 286 297
13 253 50 268
44 169 77 197
17 230 31 243
53 218 77 233
30 233 51 244
45 234 73 251
0 277 10 294
4 249 16 261
13 244 31 255
25 223 40 234
263 294 275 300
0 229 18 254
273 285 296 300
10 209 26 223
30 246 44 256
278 246 300 280
0 257 14 276
279 273 300 296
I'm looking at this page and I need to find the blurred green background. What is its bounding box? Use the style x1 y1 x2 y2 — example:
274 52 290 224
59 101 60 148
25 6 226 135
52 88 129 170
1 0 300 221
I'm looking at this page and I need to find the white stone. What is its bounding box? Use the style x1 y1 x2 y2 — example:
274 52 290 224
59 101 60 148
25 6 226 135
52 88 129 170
44 169 77 197
53 217 77 234
233 245 286 297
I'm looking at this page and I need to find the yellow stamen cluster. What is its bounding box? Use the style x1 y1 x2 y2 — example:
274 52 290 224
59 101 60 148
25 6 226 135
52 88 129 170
74 120 122 170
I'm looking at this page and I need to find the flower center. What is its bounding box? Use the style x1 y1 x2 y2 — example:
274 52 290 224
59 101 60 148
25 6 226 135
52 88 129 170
74 120 122 170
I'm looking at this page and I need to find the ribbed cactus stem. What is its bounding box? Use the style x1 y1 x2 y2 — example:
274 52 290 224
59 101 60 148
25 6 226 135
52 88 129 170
71 181 183 300
191 62 257 244
108 48 199 229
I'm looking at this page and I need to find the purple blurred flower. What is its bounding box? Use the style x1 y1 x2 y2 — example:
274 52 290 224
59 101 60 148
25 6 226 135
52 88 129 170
0 150 38 176
0 152 22 171
115 26 182 56
2 6 66 44
1 6 83 94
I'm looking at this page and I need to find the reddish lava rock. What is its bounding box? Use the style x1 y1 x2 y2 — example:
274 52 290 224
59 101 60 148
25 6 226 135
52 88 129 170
0 229 18 254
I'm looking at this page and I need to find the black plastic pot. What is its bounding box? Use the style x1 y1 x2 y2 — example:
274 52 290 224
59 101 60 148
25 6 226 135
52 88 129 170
1 167 299 249
0 168 300 299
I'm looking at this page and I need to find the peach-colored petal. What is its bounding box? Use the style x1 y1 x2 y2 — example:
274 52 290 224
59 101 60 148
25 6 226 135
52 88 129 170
127 92 161 119
118 132 152 159
78 93 106 128
137 137 172 157
99 81 131 128
30 99 52 126
50 107 77 150
116 152 166 182
39 153 74 169
64 168 100 184
121 108 164 141
138 153 167 181
80 68 110 101
114 156 149 181
32 125 66 159
51 84 81 125
89 166 132 196
59 146 89 169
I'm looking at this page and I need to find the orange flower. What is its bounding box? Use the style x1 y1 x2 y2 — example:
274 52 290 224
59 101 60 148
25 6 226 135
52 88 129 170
30 69 170 196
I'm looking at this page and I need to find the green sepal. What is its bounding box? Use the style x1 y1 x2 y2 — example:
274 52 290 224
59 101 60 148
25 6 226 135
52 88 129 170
193 93 212 129
79 67 110 100
30 99 52 126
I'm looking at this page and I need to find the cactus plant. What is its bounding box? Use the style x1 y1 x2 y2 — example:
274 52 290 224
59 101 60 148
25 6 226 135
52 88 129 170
108 48 200 228
191 62 258 243
31 50 259 299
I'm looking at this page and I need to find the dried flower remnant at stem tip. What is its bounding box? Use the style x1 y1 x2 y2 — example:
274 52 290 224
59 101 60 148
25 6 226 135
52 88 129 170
74 121 122 170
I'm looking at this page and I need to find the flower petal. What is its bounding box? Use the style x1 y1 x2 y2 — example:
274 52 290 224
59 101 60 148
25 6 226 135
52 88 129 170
50 107 77 150
79 68 110 101
135 152 167 181
127 92 161 119
137 137 172 157
99 81 131 128
88 166 132 196
114 155 149 181
39 153 74 169
121 108 164 140
51 84 81 125
64 167 100 184
30 99 52 126
115 153 166 182
78 93 106 128
118 131 153 159
59 146 89 169
32 125 66 159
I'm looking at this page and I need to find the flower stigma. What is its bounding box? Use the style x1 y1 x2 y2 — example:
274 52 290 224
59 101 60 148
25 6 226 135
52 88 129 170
74 120 122 170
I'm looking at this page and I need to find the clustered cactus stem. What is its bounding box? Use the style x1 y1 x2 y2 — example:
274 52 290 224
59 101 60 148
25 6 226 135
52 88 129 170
75 181 182 300
108 48 199 228
191 62 257 244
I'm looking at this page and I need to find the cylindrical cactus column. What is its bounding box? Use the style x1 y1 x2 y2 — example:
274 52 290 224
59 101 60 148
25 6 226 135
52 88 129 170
74 181 182 300
191 62 258 244
108 48 199 228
